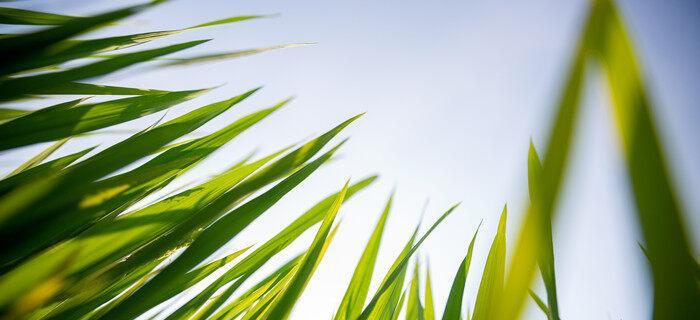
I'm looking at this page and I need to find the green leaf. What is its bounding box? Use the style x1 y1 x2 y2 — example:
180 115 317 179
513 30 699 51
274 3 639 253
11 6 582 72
92 246 249 320
334 191 392 320
424 263 435 320
0 4 156 76
262 181 350 319
157 43 312 68
406 262 425 320
498 10 587 318
161 175 377 319
357 203 460 320
190 14 268 29
390 290 407 320
100 174 371 318
0 39 209 101
441 224 480 320
6 138 69 177
0 89 255 230
372 261 409 320
83 114 361 291
0 146 93 197
0 89 207 151
0 108 28 122
16 146 284 301
529 290 551 319
589 0 700 317
102 139 346 319
206 175 377 297
241 225 342 320
528 143 560 320
0 157 194 268
38 253 167 320
208 255 301 320
0 7 77 25
472 206 507 320
2 14 266 76
28 82 167 96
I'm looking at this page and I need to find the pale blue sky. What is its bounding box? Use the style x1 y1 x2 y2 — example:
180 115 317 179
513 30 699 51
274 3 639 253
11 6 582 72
4 0 699 319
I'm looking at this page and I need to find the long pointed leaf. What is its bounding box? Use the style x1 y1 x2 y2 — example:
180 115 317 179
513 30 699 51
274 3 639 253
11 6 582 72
357 203 460 320
441 225 480 320
334 191 392 320
472 206 507 320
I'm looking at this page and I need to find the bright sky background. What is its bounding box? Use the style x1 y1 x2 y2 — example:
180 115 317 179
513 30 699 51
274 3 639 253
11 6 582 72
4 0 700 319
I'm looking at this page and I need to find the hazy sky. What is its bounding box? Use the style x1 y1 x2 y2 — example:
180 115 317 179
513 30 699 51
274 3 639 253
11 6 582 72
5 0 700 319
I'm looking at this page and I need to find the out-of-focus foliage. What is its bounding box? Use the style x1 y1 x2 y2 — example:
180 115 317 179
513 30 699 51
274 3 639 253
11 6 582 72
0 0 695 319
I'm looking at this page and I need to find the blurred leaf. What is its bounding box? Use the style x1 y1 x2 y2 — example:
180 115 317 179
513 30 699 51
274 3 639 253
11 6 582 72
0 7 77 25
590 0 700 317
528 143 560 320
497 9 587 318
0 108 28 122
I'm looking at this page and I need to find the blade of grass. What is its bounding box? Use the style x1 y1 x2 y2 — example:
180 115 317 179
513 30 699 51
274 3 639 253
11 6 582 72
208 255 301 320
406 261 425 320
591 1 700 317
261 181 350 319
528 143 560 320
82 115 362 289
357 203 460 320
390 290 407 320
0 39 209 101
101 141 346 319
0 7 77 25
0 108 28 122
29 82 167 96
95 174 373 316
6 138 69 177
334 191 392 320
2 14 267 76
157 43 312 68
424 263 435 320
0 3 156 74
441 224 480 320
203 175 377 299
0 88 255 230
0 89 207 151
0 146 94 197
472 206 507 320
46 246 247 320
497 10 589 318
90 247 249 320
529 290 551 319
